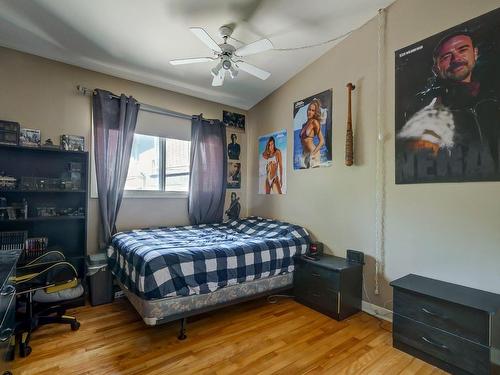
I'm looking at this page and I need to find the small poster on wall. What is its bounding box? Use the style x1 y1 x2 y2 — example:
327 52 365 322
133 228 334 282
395 7 500 184
224 191 241 221
227 133 241 160
227 161 241 189
258 129 287 194
293 89 333 169
223 110 245 132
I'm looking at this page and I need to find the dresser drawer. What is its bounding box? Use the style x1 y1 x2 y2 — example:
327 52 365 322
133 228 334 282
394 288 489 346
295 261 340 290
393 314 490 375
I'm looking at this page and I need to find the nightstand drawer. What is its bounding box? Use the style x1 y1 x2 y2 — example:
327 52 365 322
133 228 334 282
393 288 489 346
297 288 339 318
393 314 490 375
295 261 340 290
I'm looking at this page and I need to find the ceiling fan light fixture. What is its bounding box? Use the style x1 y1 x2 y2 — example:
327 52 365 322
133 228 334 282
229 66 238 79
211 61 222 77
222 59 232 70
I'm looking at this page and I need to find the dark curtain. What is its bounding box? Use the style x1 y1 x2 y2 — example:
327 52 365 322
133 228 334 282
188 116 227 225
93 89 139 249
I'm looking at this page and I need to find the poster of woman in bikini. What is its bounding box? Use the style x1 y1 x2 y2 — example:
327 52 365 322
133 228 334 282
258 129 287 194
293 89 333 169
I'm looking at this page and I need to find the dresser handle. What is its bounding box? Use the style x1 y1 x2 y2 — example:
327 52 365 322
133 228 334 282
311 273 321 278
421 307 447 319
0 285 15 297
421 336 448 350
0 328 12 342
312 292 321 298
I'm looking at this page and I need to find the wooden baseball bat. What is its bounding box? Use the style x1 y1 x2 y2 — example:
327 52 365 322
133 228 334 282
345 82 355 166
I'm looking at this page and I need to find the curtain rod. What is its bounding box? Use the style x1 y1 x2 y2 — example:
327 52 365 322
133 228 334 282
76 85 193 121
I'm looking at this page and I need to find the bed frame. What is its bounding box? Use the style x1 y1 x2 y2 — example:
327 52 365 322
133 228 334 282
118 273 294 340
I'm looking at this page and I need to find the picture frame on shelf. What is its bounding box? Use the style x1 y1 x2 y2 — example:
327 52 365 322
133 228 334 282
0 120 20 146
61 134 85 151
20 128 41 147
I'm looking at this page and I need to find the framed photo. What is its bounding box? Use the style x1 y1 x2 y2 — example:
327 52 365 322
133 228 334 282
19 128 41 147
223 110 245 132
227 161 241 189
61 134 85 152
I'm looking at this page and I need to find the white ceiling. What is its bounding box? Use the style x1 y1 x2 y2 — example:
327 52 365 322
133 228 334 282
0 0 394 110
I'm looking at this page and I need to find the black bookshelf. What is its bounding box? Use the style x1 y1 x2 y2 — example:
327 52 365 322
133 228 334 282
0 144 88 278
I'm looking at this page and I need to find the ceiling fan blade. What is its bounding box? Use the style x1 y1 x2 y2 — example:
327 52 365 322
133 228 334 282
190 27 222 53
169 57 215 65
212 69 226 86
235 38 273 57
235 61 270 80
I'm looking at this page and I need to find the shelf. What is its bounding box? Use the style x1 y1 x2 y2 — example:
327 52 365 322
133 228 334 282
0 216 85 223
0 189 86 194
0 143 87 155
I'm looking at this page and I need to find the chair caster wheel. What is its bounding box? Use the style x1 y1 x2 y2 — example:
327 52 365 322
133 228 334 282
71 321 80 331
177 333 187 340
20 344 31 358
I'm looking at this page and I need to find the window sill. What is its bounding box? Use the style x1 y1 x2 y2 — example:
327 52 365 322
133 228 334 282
122 190 188 199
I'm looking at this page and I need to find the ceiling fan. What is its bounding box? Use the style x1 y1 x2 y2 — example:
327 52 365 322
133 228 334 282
170 25 273 87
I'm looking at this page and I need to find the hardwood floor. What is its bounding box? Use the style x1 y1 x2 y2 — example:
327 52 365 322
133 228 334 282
11 297 448 375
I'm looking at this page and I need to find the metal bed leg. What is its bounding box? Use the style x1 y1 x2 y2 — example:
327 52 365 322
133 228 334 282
178 318 187 340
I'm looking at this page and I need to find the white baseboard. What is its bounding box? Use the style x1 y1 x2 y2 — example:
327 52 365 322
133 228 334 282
361 301 393 322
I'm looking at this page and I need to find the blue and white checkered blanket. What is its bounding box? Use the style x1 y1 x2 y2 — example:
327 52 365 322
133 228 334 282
108 217 310 300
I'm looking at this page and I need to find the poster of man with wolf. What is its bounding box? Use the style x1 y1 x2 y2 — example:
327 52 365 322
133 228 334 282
395 8 500 184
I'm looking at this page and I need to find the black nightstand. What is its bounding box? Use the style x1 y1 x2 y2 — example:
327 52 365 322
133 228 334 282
293 255 363 320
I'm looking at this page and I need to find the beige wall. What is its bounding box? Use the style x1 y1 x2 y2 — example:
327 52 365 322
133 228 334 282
247 0 500 308
0 47 247 254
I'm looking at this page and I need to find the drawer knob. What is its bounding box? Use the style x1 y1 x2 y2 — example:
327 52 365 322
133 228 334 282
0 328 12 342
421 307 447 319
421 336 448 350
0 285 15 297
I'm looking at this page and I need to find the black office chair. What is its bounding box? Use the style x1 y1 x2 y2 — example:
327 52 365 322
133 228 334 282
13 251 84 358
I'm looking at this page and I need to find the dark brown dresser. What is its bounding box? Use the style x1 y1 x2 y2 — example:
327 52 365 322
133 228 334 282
293 255 362 320
391 274 500 375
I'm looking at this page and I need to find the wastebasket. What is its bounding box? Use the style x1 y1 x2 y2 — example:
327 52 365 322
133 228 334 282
87 253 113 306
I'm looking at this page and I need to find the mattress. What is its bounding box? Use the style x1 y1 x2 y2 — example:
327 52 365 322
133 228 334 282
108 217 310 300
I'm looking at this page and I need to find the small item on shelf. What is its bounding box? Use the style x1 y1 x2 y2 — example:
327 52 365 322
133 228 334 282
0 230 27 251
61 162 82 190
20 176 62 191
0 199 28 220
0 120 20 146
60 134 85 151
36 207 57 217
24 237 48 259
42 138 60 150
0 172 17 190
59 207 85 216
20 128 41 147
0 197 6 207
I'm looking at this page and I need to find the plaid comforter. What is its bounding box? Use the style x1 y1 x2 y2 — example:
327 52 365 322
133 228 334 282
108 217 310 300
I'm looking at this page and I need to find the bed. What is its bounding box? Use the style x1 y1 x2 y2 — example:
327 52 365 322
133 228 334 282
107 217 310 337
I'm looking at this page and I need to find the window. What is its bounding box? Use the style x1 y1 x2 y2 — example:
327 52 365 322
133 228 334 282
90 108 191 199
125 134 190 193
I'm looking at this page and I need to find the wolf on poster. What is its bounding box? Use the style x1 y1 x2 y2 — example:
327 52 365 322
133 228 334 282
293 89 333 169
258 129 287 194
395 8 500 184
